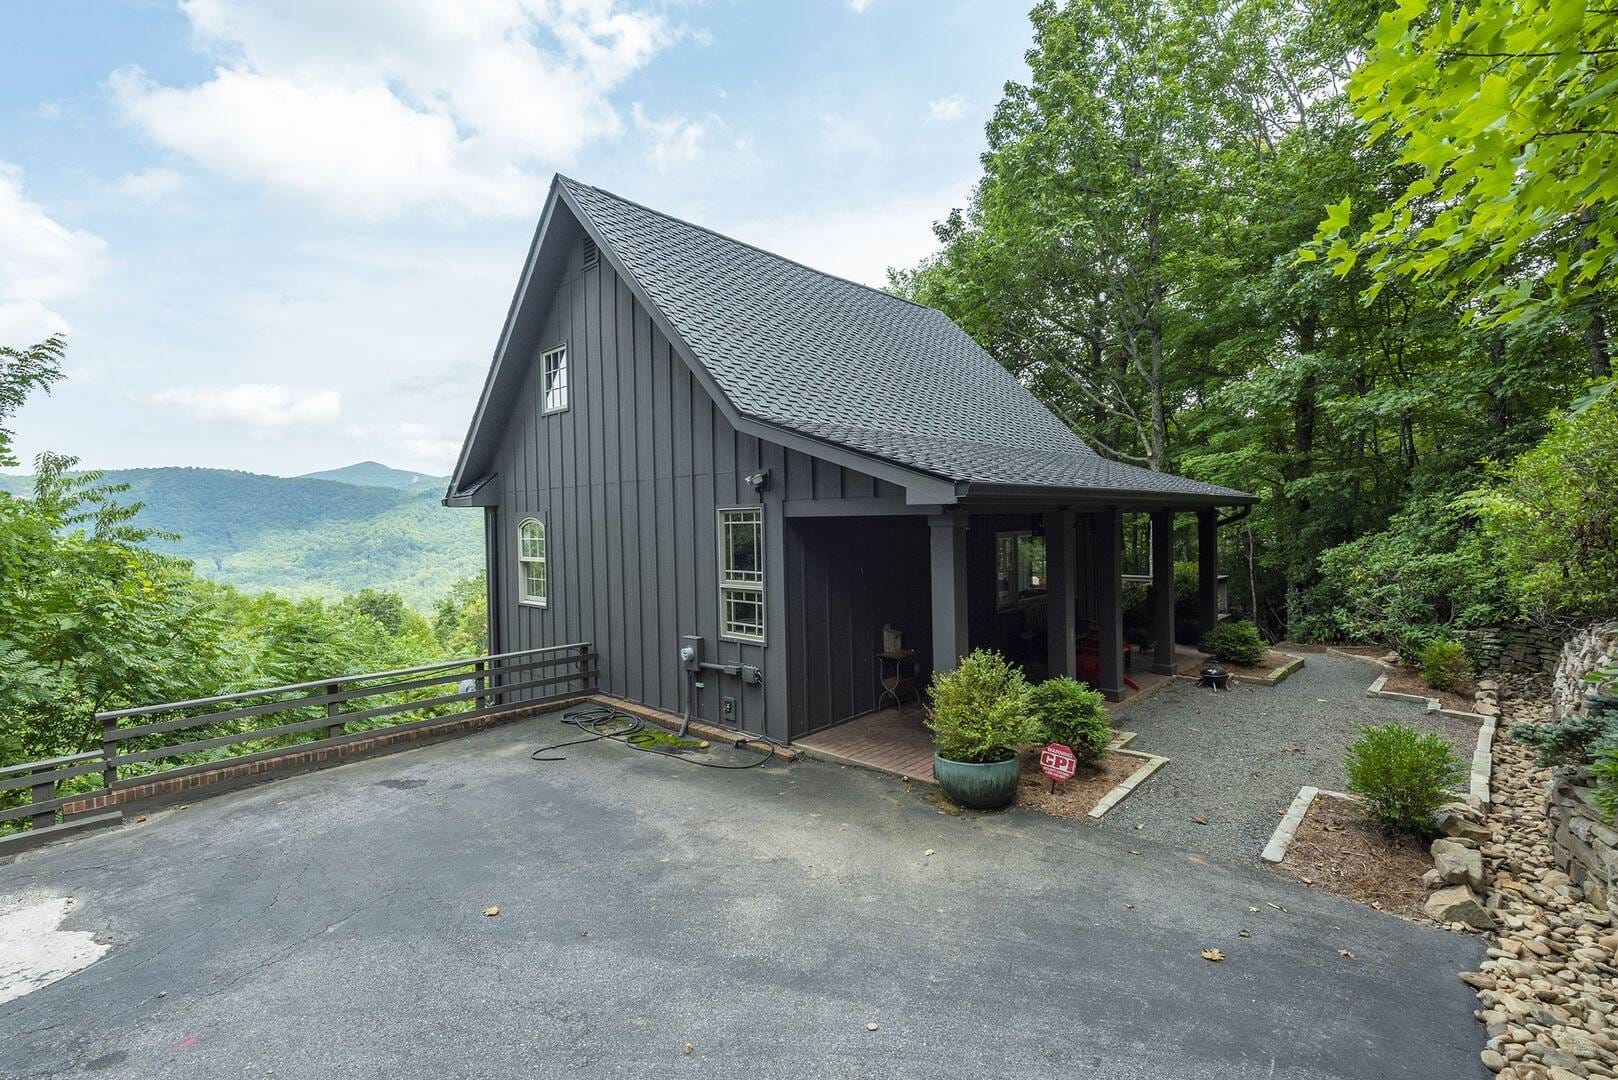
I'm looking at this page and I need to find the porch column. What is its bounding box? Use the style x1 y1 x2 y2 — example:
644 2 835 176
1151 509 1177 675
1197 508 1219 641
928 513 969 676
1044 509 1077 679
1090 509 1125 702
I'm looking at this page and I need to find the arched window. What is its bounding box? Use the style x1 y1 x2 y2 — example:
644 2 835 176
518 518 547 606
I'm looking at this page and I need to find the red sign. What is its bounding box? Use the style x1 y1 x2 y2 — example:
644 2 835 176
1040 743 1077 783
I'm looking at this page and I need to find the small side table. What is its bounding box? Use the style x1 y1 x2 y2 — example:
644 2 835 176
876 649 919 710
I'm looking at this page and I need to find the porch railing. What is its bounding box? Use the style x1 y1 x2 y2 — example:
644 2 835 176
0 642 596 853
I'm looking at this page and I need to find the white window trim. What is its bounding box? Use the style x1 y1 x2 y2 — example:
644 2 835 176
517 517 548 608
717 506 765 644
541 343 569 416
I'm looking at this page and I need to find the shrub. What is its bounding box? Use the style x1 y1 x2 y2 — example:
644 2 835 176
1418 638 1470 692
1203 620 1266 665
926 649 1040 763
1028 677 1111 766
1510 711 1615 768
1465 394 1618 623
1343 723 1464 834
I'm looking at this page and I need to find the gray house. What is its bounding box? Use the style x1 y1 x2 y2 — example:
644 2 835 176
447 175 1253 746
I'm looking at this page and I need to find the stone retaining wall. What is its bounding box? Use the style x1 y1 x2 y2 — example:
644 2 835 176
1464 624 1566 675
1546 769 1618 913
1543 620 1618 916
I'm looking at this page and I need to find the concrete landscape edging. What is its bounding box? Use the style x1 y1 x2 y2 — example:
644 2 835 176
1468 713 1496 810
1262 785 1319 863
1230 652 1305 687
1087 749 1169 819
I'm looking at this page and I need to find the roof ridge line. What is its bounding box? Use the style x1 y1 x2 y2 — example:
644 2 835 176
556 174 939 313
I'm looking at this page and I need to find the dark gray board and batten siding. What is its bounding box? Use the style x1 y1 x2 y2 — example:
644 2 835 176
488 236 906 743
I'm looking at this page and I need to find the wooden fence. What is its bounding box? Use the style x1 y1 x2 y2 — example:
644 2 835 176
0 643 596 853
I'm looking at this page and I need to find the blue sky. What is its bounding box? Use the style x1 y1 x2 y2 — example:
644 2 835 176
1 0 1032 477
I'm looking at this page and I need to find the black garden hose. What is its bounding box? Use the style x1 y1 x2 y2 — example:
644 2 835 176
530 703 773 769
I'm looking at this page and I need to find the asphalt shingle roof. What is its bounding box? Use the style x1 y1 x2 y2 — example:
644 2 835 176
561 177 1249 502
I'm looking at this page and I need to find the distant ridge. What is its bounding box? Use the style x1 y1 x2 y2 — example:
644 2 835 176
298 461 446 490
0 464 476 607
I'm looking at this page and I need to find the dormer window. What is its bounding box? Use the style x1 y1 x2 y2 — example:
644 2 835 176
542 344 569 414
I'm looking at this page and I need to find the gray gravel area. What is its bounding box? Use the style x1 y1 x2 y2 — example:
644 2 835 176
1101 651 1482 863
0 704 1485 1080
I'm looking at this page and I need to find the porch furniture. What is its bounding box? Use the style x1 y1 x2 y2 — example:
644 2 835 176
1077 636 1138 692
876 649 920 711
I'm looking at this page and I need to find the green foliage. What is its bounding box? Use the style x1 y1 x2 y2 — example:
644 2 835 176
1202 620 1266 665
0 339 479 780
1462 395 1618 622
0 465 479 609
1028 677 1111 766
1309 0 1618 330
1304 492 1509 650
925 650 1040 764
1417 638 1470 693
1511 711 1617 769
432 574 489 657
1343 723 1465 834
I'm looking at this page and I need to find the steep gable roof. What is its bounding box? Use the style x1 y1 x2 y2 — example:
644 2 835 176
449 176 1251 505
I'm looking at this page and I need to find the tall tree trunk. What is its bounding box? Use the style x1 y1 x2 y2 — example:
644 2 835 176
1487 332 1508 433
1146 208 1167 471
1579 210 1612 379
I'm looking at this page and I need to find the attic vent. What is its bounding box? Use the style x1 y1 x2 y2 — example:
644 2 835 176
581 236 599 272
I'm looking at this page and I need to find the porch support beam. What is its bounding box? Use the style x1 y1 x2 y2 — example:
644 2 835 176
1197 508 1219 641
1044 509 1077 680
1090 509 1125 702
928 513 970 676
1151 509 1177 676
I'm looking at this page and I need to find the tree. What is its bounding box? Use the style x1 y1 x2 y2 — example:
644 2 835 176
1308 0 1617 373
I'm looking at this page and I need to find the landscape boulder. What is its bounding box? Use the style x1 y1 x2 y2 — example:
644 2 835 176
1432 838 1485 890
1425 885 1497 930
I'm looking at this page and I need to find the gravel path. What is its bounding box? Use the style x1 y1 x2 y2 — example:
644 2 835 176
1099 650 1482 864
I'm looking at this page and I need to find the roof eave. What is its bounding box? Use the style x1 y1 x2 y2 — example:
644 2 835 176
956 481 1257 509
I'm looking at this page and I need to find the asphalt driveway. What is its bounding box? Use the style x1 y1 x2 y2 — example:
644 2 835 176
1 707 1484 1079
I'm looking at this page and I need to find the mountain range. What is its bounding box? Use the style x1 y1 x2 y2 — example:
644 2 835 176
0 461 480 608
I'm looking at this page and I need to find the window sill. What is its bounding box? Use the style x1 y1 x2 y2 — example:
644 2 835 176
720 634 766 646
518 599 549 609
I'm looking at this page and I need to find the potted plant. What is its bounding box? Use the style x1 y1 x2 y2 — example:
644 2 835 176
926 649 1040 809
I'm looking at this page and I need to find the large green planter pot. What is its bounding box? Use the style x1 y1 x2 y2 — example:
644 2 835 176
932 752 1020 810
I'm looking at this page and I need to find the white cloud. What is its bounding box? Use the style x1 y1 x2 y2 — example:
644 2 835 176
0 164 107 342
729 181 971 287
111 0 684 219
846 0 875 12
153 383 342 427
632 103 706 172
927 94 966 121
114 166 189 202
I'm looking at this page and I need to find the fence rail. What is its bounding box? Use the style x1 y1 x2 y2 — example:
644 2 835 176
0 643 596 852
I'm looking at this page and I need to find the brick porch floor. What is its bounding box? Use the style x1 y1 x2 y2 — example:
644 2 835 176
793 646 1206 783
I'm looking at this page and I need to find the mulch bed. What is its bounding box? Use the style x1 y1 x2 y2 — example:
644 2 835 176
1380 664 1478 714
1213 649 1297 680
1015 751 1144 819
1273 794 1434 921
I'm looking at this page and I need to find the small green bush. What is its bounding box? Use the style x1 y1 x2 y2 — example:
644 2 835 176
1203 620 1266 665
1418 638 1470 692
926 649 1040 764
1510 710 1616 768
1343 723 1464 834
1028 677 1111 766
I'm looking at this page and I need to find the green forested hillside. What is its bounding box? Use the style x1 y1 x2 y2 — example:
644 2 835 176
0 465 478 608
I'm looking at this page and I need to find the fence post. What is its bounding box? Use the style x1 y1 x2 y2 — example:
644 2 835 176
29 767 55 830
100 714 118 794
326 681 344 740
577 643 591 692
472 660 486 710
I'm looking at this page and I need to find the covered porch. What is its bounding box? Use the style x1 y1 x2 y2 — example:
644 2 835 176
794 643 1205 781
782 498 1237 746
